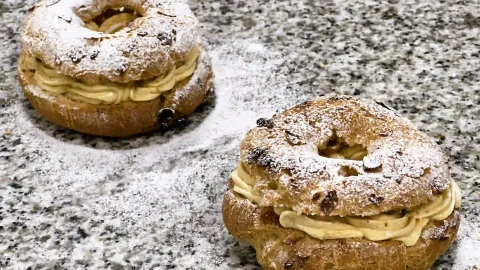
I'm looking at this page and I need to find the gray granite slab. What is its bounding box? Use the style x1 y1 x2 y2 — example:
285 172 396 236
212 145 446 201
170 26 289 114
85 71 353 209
0 0 479 269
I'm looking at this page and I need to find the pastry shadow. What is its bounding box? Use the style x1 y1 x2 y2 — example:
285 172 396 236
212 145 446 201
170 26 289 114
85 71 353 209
21 91 217 150
431 239 459 269
228 241 262 270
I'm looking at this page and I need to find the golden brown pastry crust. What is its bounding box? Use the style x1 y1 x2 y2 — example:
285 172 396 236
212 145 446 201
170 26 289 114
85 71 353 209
223 190 460 270
239 96 451 217
23 0 200 84
18 49 213 137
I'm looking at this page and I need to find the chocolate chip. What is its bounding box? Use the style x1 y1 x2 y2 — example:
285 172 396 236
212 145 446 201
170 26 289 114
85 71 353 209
285 130 305 145
256 118 274 128
68 50 86 63
320 190 338 214
312 192 322 201
157 32 173 46
247 147 272 166
157 108 175 128
368 194 385 205
395 176 403 184
90 50 99 60
196 77 203 85
379 132 390 137
28 5 36 12
375 101 393 111
137 32 148 37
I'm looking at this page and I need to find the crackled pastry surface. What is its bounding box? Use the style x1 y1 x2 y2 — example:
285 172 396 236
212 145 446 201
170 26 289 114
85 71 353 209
22 0 201 84
22 2 203 105
228 96 462 247
237 96 454 217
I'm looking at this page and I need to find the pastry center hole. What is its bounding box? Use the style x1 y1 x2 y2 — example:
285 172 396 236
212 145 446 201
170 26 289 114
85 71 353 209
318 136 367 161
86 8 140 34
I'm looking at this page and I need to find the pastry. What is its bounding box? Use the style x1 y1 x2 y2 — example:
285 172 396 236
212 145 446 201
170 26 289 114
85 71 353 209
18 0 213 137
223 96 461 269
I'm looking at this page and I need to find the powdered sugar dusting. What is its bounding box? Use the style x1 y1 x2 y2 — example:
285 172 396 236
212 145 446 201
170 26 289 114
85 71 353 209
23 0 200 83
1 0 479 268
1 39 284 269
450 219 480 269
240 96 451 217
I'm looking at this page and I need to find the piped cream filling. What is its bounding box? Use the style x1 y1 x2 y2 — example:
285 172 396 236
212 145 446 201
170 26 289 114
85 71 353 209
86 13 138 34
26 47 199 105
26 13 200 105
231 163 461 247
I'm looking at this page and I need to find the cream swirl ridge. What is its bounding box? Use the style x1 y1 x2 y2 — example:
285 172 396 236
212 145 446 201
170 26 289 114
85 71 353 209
27 46 199 105
231 163 461 247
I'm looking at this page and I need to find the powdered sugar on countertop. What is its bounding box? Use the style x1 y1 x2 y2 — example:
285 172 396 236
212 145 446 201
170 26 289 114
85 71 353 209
1 0 479 269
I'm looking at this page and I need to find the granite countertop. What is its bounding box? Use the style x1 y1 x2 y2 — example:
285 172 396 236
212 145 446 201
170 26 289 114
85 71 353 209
1 0 479 269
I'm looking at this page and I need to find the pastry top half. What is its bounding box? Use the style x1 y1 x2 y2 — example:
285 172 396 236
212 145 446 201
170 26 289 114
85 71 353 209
237 95 455 218
22 0 201 85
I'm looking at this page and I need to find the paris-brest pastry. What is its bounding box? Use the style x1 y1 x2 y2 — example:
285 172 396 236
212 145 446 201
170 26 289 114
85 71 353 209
19 0 213 137
223 96 461 270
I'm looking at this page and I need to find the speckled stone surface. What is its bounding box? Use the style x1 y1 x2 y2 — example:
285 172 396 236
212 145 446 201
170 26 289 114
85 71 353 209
1 0 479 269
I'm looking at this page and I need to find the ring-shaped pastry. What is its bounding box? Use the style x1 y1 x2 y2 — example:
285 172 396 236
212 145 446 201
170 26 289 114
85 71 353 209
223 96 461 270
19 0 213 137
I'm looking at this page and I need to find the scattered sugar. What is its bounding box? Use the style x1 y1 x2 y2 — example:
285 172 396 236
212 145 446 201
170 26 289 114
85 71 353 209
0 0 478 268
451 218 480 269
1 39 286 269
